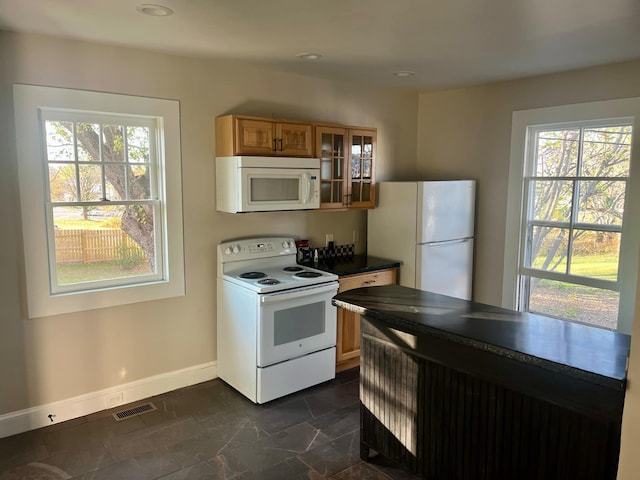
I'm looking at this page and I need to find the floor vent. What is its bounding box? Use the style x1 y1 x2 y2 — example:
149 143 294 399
112 402 157 421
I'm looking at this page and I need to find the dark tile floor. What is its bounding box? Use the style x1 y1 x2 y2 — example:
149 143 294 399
0 368 420 480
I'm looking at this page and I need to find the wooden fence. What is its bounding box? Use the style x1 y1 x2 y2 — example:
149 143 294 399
55 229 145 264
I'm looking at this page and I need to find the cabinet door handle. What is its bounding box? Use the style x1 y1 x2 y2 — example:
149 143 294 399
272 139 278 152
363 279 376 285
278 138 283 151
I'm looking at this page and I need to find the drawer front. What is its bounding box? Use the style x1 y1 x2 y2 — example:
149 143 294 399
338 269 396 293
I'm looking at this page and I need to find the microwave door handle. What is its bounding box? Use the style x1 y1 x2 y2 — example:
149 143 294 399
302 173 312 205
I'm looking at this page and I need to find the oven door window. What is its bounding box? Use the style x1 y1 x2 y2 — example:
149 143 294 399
274 301 325 346
250 176 300 202
258 287 337 367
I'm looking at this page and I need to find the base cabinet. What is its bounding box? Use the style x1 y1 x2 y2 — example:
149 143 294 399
336 268 396 372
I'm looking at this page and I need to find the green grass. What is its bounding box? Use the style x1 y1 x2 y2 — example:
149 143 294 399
57 261 151 284
533 253 618 280
55 218 118 230
55 219 104 230
568 253 618 280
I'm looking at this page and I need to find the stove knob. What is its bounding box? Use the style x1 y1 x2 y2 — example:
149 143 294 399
282 241 289 249
233 245 240 254
224 247 232 255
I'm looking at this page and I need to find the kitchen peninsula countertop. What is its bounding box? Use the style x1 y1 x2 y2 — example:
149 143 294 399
312 255 400 276
332 284 630 389
340 285 630 479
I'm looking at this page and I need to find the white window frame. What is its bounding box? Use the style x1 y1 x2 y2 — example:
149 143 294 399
503 98 640 335
14 85 185 318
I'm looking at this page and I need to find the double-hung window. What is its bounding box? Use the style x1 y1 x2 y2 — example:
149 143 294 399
504 98 640 334
14 85 185 318
520 122 631 329
43 112 163 293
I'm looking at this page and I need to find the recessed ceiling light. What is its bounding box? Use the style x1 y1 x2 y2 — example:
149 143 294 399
136 4 174 16
394 71 416 77
296 53 323 60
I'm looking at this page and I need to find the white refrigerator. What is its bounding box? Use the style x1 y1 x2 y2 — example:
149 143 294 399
367 181 476 300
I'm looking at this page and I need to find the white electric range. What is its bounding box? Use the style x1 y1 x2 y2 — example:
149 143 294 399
216 237 339 404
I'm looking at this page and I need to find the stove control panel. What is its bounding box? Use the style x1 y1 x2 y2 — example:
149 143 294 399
219 237 296 261
249 242 274 253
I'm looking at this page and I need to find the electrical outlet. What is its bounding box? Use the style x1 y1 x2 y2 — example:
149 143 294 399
105 392 124 408
325 234 334 246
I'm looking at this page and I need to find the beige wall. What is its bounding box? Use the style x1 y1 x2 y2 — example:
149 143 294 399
0 30 418 414
416 60 640 479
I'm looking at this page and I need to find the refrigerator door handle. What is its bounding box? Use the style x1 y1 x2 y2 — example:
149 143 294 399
423 238 471 247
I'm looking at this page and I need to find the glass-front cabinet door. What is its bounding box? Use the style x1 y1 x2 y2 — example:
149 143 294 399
316 126 347 208
348 129 376 208
316 125 376 209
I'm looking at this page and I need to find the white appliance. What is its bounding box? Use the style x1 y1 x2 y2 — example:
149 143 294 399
216 156 320 213
367 181 476 300
217 237 339 403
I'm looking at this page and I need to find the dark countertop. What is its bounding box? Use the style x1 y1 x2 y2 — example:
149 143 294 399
310 255 400 276
332 284 630 389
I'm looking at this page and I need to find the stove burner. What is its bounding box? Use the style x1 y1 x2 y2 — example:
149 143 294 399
295 271 322 278
239 272 267 279
283 266 304 272
258 278 281 285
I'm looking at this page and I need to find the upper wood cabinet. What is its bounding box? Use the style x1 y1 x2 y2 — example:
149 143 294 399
215 115 313 157
315 125 347 209
315 124 377 209
348 129 377 208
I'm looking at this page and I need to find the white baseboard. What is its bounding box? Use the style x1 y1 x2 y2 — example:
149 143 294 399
0 361 217 439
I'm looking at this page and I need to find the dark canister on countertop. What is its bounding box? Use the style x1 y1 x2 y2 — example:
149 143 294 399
296 239 313 266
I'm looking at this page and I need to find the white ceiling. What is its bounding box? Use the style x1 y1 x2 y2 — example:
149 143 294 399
2 0 640 91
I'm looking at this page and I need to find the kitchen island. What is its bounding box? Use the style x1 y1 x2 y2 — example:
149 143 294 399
332 285 630 480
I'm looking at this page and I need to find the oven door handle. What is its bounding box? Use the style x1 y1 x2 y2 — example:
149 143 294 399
260 282 338 304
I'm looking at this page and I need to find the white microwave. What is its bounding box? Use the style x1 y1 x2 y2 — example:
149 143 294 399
216 156 320 213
